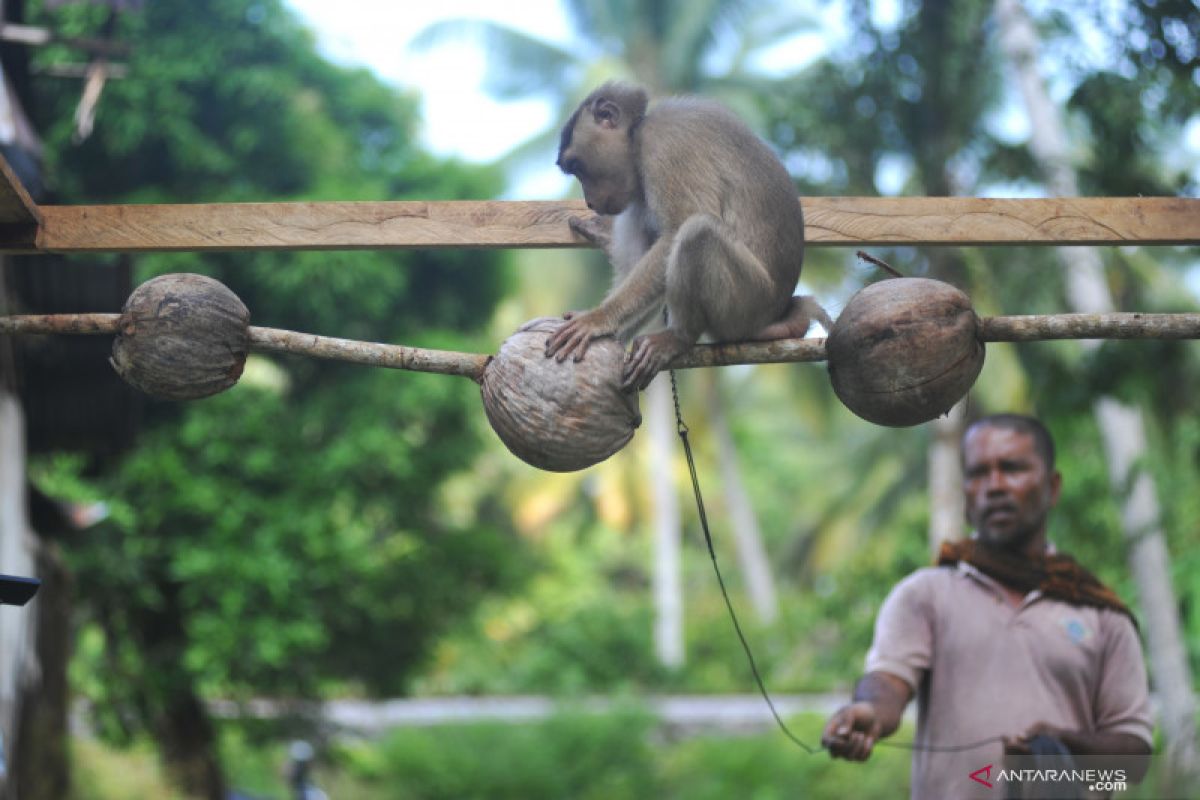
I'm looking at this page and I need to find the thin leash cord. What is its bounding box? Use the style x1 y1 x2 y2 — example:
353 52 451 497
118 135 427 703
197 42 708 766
665 369 1005 756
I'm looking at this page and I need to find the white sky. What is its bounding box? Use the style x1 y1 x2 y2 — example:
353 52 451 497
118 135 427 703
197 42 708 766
283 1 1198 201
283 0 853 198
285 0 574 197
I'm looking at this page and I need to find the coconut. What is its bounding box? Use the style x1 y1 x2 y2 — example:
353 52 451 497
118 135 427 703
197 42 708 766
480 317 642 472
826 277 984 427
110 273 250 400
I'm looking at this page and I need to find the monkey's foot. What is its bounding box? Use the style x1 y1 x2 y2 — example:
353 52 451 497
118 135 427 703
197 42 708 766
751 296 833 341
623 330 689 391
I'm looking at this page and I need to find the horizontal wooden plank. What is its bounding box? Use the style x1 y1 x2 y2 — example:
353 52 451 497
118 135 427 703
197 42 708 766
23 197 1200 254
804 196 1200 246
34 201 581 253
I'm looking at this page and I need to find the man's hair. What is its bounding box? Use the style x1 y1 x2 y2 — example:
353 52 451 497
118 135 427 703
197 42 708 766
963 414 1056 471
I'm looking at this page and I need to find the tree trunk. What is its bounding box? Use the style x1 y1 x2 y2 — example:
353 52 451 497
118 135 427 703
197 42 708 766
996 0 1199 779
927 400 967 550
705 373 779 623
647 377 684 667
14 543 71 800
154 689 225 800
0 393 38 800
133 580 226 800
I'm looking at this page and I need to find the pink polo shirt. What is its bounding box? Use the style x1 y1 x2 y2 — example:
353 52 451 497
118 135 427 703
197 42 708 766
865 562 1153 799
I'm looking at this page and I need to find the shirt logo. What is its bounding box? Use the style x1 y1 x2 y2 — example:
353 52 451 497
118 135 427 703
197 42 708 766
1062 617 1091 645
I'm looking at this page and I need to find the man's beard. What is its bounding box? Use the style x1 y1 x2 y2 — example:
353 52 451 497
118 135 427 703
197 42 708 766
975 510 1043 554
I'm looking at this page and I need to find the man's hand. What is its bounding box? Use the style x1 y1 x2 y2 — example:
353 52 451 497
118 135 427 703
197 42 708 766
822 701 884 761
1003 722 1068 756
1003 721 1151 781
544 309 615 363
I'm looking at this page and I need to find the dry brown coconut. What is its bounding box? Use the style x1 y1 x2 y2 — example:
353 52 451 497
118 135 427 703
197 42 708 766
480 317 642 472
111 273 250 400
826 277 984 427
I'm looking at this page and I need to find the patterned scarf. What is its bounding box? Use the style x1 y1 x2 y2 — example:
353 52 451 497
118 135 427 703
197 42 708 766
936 539 1138 627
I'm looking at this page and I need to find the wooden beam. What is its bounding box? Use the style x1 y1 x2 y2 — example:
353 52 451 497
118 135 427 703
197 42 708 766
804 196 1200 246
23 196 1200 254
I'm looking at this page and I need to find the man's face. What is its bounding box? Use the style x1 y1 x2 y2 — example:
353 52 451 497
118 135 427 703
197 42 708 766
963 425 1061 553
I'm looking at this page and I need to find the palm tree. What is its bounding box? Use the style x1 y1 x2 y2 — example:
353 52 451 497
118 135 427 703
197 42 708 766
995 0 1198 779
762 0 1017 566
417 0 822 663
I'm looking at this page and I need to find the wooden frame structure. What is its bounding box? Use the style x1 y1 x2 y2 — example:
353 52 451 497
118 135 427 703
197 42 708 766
2 151 1199 380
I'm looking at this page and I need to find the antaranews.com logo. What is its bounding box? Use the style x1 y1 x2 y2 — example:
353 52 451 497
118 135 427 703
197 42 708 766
969 763 1127 793
966 754 1197 797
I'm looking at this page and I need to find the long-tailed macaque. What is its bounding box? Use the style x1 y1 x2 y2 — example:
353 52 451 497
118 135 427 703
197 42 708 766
545 81 830 391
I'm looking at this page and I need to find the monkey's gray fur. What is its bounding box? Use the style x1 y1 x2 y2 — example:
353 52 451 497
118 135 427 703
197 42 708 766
546 81 830 391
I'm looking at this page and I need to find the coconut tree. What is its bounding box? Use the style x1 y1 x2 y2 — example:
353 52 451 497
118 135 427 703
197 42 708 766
762 0 1023 571
995 0 1198 779
417 0 822 662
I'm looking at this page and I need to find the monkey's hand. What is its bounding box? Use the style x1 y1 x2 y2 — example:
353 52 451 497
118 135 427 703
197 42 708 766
544 309 616 363
569 215 613 254
623 329 690 391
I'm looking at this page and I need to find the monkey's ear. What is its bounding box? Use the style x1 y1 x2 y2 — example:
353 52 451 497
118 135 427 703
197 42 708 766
626 87 649 120
593 98 622 129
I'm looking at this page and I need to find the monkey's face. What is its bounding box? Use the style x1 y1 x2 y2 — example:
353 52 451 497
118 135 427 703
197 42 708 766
557 98 641 216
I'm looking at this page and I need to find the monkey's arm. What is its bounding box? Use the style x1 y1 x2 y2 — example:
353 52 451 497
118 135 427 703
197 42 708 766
545 235 672 362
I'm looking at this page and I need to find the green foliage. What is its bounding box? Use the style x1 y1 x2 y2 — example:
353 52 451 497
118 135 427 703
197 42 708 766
69 738 183 800
659 722 913 800
24 0 526 778
32 0 400 202
333 707 660 800
64 711 1200 800
414 518 668 695
321 710 911 800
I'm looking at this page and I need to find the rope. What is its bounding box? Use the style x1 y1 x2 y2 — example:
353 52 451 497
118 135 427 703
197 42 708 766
666 368 1007 756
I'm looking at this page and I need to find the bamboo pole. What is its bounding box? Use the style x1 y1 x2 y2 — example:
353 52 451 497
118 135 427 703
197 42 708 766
0 314 488 380
246 327 487 380
979 312 1200 341
3 311 1200 382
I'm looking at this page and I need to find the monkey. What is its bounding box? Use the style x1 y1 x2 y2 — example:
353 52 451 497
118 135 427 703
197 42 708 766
545 81 831 392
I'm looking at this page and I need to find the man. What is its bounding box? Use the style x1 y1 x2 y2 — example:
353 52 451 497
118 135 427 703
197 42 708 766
822 414 1152 798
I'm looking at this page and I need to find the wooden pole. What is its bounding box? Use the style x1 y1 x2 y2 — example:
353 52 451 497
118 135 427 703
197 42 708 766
0 314 488 380
246 327 487 380
979 313 1200 341
3 312 1200 382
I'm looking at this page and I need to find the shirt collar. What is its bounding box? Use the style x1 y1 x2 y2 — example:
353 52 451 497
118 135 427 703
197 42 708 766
954 560 1044 607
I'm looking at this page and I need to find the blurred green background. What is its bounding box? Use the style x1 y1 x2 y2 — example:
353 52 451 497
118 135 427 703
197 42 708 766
2 0 1198 797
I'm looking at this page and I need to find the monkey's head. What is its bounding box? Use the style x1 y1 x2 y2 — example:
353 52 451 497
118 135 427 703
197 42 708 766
557 82 648 216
